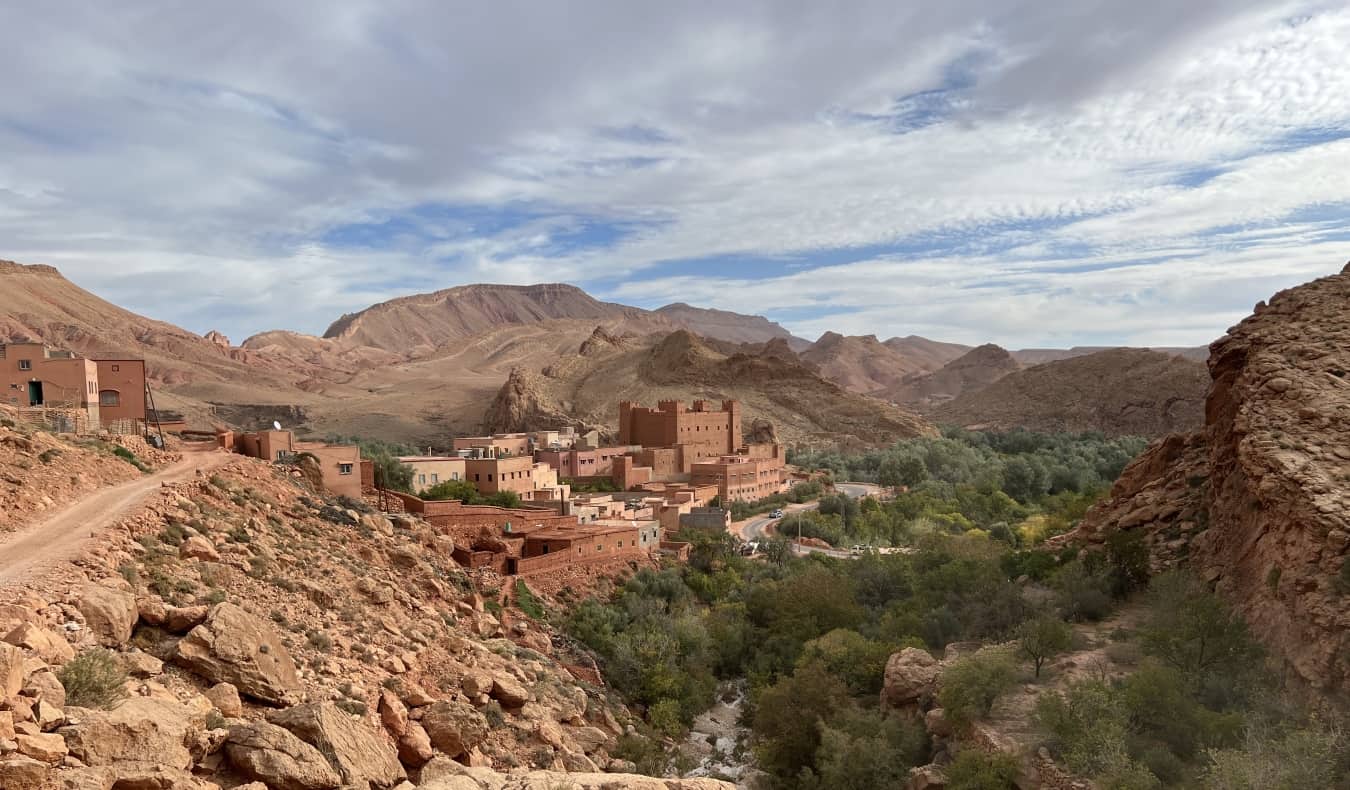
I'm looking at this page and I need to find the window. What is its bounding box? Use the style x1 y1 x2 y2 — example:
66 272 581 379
431 473 439 484
418 474 426 485
111 364 120 372
339 463 353 475
99 390 120 407
452 472 460 480
18 360 31 370
276 450 292 462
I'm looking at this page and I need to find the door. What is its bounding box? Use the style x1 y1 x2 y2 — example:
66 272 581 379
27 381 43 406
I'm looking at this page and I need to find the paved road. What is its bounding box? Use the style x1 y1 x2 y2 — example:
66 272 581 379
0 446 232 587
733 481 882 558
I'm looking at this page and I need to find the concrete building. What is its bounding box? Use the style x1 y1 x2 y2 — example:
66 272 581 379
92 359 147 428
619 400 741 471
295 442 362 500
452 433 530 458
530 428 578 450
398 456 467 494
1 342 101 425
231 428 362 500
465 453 536 495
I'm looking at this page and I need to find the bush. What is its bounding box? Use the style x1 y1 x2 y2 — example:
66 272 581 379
1140 571 1262 685
1203 725 1347 790
1055 559 1114 621
58 648 129 709
515 579 546 620
945 749 1021 790
938 647 1019 729
814 707 930 789
112 445 150 472
1035 679 1130 776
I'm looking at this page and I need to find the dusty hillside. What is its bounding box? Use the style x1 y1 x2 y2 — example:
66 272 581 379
0 425 733 789
931 348 1208 437
880 343 1021 408
322 283 663 355
1061 263 1350 697
1012 344 1209 365
653 303 806 348
485 328 936 448
882 335 972 371
799 332 947 394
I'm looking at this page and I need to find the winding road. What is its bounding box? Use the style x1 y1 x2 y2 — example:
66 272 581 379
733 482 882 558
0 445 232 587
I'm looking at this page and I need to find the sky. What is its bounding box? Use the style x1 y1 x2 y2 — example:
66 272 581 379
3 1 1350 348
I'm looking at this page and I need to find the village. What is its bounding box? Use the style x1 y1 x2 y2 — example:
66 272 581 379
2 341 809 584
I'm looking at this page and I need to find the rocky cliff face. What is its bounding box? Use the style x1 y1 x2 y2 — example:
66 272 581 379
932 348 1208 437
1065 264 1350 697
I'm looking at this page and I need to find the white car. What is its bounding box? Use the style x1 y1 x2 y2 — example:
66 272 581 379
770 509 784 518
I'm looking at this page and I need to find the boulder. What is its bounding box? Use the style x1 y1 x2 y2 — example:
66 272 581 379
119 650 164 678
163 606 210 635
881 647 941 709
204 683 243 718
76 585 138 647
419 700 489 758
564 725 611 754
4 623 75 665
15 732 67 763
266 702 405 789
179 536 220 561
60 696 196 770
225 721 341 790
397 721 434 768
489 676 529 708
172 603 300 706
458 669 493 698
0 641 23 698
378 690 408 737
907 764 947 790
22 670 66 709
0 755 48 790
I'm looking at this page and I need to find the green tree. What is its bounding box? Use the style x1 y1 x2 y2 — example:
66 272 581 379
879 454 928 490
814 708 929 790
1140 572 1262 683
1018 615 1072 678
938 647 1019 729
752 662 851 780
796 629 896 697
422 478 479 502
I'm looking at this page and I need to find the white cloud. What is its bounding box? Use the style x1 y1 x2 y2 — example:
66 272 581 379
0 1 1347 345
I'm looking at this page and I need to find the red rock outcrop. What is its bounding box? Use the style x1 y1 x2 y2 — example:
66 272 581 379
1064 263 1350 696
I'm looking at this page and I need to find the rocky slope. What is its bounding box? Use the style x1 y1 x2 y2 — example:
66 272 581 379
931 348 1209 437
653 303 807 348
0 425 734 789
484 329 937 448
880 343 1021 409
1062 263 1350 698
883 335 973 372
799 332 947 394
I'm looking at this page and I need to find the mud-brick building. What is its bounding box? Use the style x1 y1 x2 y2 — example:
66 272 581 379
618 399 741 472
691 443 788 503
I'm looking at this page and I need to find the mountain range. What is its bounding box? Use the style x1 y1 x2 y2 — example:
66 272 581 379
0 259 1211 444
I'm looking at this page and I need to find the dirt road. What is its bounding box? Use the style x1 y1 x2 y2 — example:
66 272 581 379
0 447 233 587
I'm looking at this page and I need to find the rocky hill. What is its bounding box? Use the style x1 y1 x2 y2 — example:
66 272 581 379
653 303 807 348
930 348 1209 436
484 329 936 448
798 333 941 394
322 283 663 355
0 424 734 789
880 343 1021 409
883 335 973 371
1012 344 1209 365
1060 263 1350 698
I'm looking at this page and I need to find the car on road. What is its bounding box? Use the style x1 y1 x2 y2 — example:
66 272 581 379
770 509 784 518
850 544 872 554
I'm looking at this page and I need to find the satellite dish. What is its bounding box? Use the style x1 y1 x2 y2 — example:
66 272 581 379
273 421 282 431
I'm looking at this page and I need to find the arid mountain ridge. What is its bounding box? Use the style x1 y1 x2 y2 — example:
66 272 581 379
1 259 1209 443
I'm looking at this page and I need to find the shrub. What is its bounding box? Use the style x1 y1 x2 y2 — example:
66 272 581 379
306 630 333 652
945 749 1021 790
938 647 1019 729
814 707 930 789
515 579 546 620
58 648 129 709
1035 679 1134 777
1055 560 1114 621
1140 571 1262 684
39 448 62 463
1202 725 1346 790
